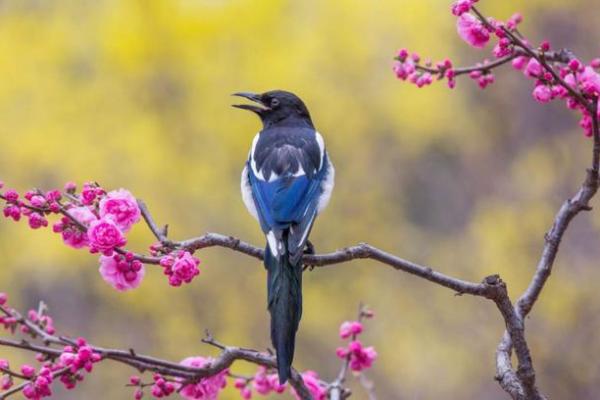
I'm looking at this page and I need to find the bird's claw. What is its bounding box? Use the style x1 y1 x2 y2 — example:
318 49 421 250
302 240 317 271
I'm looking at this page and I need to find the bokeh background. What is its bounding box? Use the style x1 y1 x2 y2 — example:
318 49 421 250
1 0 600 398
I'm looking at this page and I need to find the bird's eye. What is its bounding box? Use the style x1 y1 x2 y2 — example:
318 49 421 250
270 98 280 108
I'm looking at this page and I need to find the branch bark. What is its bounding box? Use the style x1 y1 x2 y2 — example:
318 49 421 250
0 306 313 400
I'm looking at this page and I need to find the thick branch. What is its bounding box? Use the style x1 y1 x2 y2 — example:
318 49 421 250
173 234 489 296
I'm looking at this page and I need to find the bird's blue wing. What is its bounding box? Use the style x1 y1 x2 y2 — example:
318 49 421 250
247 155 329 260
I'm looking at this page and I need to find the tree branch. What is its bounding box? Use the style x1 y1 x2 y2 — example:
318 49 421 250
0 305 313 399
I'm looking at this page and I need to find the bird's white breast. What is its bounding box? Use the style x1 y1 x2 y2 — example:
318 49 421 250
240 164 259 220
317 155 335 214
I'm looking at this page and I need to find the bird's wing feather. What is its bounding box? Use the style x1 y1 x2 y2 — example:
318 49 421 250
247 155 329 259
246 128 329 260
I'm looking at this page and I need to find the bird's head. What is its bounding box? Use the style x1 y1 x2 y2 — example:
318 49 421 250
232 90 313 128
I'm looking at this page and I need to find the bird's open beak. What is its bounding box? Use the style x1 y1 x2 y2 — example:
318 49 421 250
232 92 270 114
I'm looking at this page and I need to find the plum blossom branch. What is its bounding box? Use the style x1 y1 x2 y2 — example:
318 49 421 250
329 305 375 400
391 1 600 399
0 177 576 399
0 298 315 400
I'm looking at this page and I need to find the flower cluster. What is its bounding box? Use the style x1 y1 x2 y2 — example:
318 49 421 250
1 181 207 291
336 310 377 373
233 367 286 399
291 371 327 400
150 374 177 398
336 340 377 372
23 309 55 335
530 59 600 137
393 1 600 138
457 12 490 49
21 365 54 400
53 206 96 248
1 182 137 259
339 320 363 339
179 357 228 400
1 186 60 229
99 189 141 232
0 359 13 390
58 339 102 376
0 293 17 332
99 253 145 292
159 251 201 287
393 50 455 89
2 293 378 400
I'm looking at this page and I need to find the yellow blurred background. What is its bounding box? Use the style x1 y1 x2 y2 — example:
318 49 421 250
1 0 600 398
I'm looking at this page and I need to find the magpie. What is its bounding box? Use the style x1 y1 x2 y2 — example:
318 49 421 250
233 90 335 383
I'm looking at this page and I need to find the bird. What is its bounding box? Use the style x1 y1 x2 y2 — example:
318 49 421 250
233 90 335 383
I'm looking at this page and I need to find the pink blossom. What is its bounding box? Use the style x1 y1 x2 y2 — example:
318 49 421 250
415 72 433 88
29 195 46 208
477 73 495 89
0 293 7 305
58 344 102 380
291 371 326 400
130 375 141 385
591 58 600 69
580 113 593 137
1 375 12 390
447 69 457 88
393 59 416 80
457 13 490 49
564 72 577 89
151 374 176 398
339 321 363 339
250 367 286 396
551 85 568 99
234 379 246 389
493 38 512 58
3 189 18 202
99 189 141 232
28 212 48 229
240 387 252 399
396 48 409 60
451 0 474 16
21 365 36 378
57 206 98 249
64 182 77 193
336 347 349 358
160 251 201 287
234 379 253 399
2 205 21 221
506 12 523 29
524 58 542 78
45 190 61 202
579 66 600 96
87 218 126 255
532 85 553 103
347 340 377 372
179 357 227 400
81 186 97 205
99 254 145 291
80 183 105 206
568 59 581 72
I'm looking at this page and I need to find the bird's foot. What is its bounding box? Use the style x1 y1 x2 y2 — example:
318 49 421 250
302 240 317 271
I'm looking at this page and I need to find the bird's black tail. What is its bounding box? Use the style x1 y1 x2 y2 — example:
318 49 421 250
264 242 303 384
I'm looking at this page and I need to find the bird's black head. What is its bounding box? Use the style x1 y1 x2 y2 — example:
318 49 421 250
232 90 314 129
